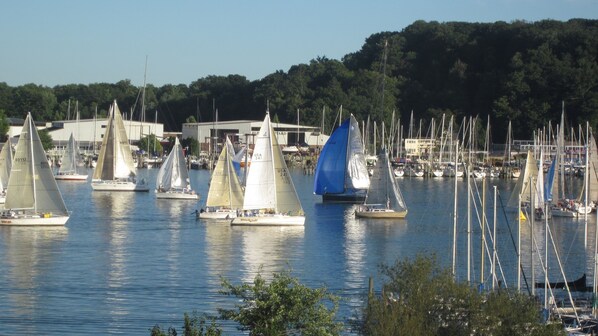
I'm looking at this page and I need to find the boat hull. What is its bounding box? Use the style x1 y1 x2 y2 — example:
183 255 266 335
0 214 69 226
198 209 237 219
551 208 578 218
322 193 366 203
91 180 149 192
231 215 305 226
155 191 199 200
55 174 88 181
355 209 408 219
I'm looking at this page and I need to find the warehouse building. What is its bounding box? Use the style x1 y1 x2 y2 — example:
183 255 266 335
181 119 328 153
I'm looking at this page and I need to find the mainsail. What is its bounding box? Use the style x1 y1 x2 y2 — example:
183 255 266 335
5 113 69 215
364 148 407 212
242 112 303 215
92 100 137 181
58 133 81 175
508 150 539 208
156 137 189 190
205 137 244 209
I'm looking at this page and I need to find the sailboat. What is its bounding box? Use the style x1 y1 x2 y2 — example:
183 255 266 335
91 100 149 191
507 150 538 208
231 111 305 226
0 138 13 204
313 114 370 203
155 137 198 199
198 137 244 219
0 113 70 225
55 132 88 181
355 147 408 218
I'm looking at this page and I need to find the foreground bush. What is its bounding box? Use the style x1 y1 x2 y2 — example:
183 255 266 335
360 254 565 336
151 269 342 335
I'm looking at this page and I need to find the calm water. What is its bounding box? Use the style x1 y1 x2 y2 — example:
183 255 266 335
0 169 595 334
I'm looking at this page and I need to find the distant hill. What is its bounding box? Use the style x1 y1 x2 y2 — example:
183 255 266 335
0 19 597 143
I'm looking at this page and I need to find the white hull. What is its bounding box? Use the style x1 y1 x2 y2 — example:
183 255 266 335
231 214 305 226
155 190 199 200
91 180 149 192
355 209 408 219
55 173 88 181
432 170 444 177
577 206 593 215
198 209 238 219
0 214 69 226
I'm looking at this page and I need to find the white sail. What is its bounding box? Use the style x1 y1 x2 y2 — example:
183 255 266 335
2 113 69 225
205 137 244 208
356 148 408 218
508 150 539 207
0 138 13 191
155 137 197 199
271 119 303 215
243 114 277 210
157 137 187 190
93 100 137 181
346 115 370 190
55 132 88 181
59 133 79 174
232 112 304 226
92 100 148 191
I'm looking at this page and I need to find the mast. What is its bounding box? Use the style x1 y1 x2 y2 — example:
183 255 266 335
93 104 97 154
452 141 459 277
492 185 497 290
467 160 471 284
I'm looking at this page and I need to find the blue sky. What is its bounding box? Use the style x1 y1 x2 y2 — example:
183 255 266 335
1 0 596 87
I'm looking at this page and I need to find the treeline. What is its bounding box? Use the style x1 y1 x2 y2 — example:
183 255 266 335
0 19 597 143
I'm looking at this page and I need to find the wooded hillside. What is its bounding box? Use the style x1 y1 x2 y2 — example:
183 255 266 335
0 19 596 143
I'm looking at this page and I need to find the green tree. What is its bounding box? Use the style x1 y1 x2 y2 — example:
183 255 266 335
150 312 222 336
38 129 54 151
0 109 10 141
181 137 199 157
218 269 343 336
361 255 565 336
138 134 163 156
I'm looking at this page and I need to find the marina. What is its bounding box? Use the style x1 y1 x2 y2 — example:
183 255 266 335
0 166 595 334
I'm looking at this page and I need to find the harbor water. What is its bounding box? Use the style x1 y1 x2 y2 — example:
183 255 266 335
0 168 594 334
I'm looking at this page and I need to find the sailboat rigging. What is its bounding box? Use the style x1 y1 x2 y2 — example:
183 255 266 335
355 147 408 218
313 114 370 203
0 113 70 225
198 137 244 219
91 100 149 192
155 137 198 199
231 111 305 226
55 132 88 181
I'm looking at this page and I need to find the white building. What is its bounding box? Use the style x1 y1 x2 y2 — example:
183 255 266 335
182 119 328 152
7 117 163 154
404 138 437 158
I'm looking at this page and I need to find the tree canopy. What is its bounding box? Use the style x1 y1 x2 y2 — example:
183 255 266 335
1 19 597 143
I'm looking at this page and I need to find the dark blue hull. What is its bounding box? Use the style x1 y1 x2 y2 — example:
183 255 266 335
322 193 366 203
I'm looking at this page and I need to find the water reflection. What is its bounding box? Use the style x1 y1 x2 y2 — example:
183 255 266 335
91 192 135 318
232 226 305 283
202 221 234 287
0 226 67 333
343 206 366 289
